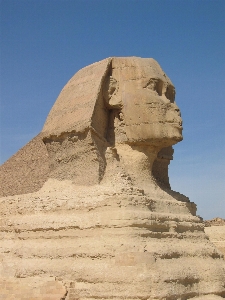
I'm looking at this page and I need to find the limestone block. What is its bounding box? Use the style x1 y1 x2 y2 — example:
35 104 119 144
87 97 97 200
0 277 67 300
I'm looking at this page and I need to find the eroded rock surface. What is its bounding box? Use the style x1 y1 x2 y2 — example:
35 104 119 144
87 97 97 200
0 277 67 300
1 57 225 299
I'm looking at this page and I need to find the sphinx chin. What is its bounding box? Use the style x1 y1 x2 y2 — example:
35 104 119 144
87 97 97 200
165 125 183 145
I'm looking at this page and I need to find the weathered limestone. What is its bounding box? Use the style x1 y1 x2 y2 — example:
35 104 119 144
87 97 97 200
0 57 225 299
0 277 67 300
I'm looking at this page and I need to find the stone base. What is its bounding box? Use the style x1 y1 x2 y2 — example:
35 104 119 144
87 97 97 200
1 180 225 299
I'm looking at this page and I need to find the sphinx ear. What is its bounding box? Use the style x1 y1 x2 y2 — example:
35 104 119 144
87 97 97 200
103 75 122 109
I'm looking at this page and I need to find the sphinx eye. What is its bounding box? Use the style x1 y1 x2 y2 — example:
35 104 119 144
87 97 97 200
165 85 175 103
143 78 163 96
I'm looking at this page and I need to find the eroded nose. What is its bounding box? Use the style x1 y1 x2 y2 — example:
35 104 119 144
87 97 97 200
171 103 181 116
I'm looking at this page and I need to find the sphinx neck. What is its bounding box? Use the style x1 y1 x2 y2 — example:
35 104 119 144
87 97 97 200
115 144 159 192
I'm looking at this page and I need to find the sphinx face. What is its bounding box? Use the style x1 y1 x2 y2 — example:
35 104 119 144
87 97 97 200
120 74 183 148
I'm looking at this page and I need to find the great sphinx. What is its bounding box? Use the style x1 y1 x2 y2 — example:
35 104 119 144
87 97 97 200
0 57 225 299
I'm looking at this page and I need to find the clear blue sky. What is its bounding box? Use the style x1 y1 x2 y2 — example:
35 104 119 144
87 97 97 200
0 0 224 220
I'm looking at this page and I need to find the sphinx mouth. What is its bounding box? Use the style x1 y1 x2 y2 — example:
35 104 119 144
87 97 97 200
177 121 183 128
175 122 183 130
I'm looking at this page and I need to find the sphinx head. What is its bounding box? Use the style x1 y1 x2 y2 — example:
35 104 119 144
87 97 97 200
103 57 183 149
42 57 182 186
